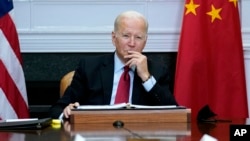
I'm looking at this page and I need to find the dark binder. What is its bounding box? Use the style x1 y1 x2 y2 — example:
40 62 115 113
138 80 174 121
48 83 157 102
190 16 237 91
0 118 52 130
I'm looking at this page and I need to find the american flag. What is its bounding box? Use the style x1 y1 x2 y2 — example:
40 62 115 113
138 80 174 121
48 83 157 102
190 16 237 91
0 0 29 119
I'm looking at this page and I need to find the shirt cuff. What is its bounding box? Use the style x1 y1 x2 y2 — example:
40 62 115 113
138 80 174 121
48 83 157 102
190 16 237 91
142 75 156 92
59 113 64 120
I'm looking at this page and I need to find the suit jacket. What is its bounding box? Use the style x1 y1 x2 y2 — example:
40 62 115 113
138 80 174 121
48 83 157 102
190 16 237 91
49 53 177 118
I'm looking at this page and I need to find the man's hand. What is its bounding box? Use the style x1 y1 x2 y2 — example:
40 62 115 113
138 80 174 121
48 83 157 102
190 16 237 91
63 120 71 133
124 51 150 82
63 102 80 119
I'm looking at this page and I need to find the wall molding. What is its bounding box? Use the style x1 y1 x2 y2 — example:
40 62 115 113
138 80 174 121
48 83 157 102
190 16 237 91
18 31 180 53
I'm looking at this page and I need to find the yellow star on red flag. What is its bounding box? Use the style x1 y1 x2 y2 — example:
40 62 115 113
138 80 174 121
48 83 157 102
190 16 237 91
229 0 238 7
206 4 222 22
185 0 200 15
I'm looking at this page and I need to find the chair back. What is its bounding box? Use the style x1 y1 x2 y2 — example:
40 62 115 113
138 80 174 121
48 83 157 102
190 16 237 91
60 71 75 97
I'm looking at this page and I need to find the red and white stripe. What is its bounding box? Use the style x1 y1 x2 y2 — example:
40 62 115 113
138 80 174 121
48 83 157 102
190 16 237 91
0 12 29 119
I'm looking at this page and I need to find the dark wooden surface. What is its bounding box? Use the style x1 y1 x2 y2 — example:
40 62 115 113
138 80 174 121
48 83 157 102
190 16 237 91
0 119 246 141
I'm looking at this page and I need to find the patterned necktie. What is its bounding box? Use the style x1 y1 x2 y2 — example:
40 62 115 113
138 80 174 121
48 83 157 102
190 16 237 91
115 66 130 104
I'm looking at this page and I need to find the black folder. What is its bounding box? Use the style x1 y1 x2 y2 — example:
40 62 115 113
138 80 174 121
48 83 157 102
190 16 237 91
0 118 52 130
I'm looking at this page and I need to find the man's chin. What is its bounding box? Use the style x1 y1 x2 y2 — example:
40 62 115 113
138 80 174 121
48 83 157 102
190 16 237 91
124 58 130 63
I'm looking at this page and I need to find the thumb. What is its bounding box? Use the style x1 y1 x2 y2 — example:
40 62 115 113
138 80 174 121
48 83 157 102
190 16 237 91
74 102 80 107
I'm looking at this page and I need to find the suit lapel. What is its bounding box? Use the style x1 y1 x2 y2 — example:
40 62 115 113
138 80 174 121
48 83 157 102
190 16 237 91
101 54 114 104
131 71 145 104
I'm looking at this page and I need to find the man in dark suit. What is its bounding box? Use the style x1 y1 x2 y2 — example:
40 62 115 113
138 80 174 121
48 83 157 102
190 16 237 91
49 10 177 119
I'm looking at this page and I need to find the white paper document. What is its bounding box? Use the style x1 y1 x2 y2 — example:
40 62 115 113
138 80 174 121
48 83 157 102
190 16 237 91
75 103 181 110
5 118 38 122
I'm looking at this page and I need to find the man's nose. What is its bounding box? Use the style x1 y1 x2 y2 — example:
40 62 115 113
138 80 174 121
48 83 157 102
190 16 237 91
128 36 136 46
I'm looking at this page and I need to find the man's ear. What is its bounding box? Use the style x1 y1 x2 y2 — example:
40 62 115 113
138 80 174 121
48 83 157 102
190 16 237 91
111 31 116 45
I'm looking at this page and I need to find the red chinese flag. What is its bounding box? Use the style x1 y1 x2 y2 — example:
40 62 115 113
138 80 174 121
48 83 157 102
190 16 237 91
0 0 29 119
174 0 248 120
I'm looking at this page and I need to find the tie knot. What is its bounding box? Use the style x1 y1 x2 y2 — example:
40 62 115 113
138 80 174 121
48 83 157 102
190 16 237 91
124 66 130 72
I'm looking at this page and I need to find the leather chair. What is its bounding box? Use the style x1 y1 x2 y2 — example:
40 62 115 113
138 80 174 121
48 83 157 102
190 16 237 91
59 71 75 97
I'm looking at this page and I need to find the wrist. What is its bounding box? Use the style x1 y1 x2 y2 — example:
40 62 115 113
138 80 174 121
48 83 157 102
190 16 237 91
142 74 151 83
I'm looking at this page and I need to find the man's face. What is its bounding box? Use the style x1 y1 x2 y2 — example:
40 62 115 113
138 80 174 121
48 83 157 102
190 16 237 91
112 17 147 63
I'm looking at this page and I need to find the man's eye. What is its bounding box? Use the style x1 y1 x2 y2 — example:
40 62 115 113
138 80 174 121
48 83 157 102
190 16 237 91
122 34 129 38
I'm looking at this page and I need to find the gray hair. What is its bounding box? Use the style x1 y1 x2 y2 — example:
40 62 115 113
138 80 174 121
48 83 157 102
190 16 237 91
114 11 148 33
